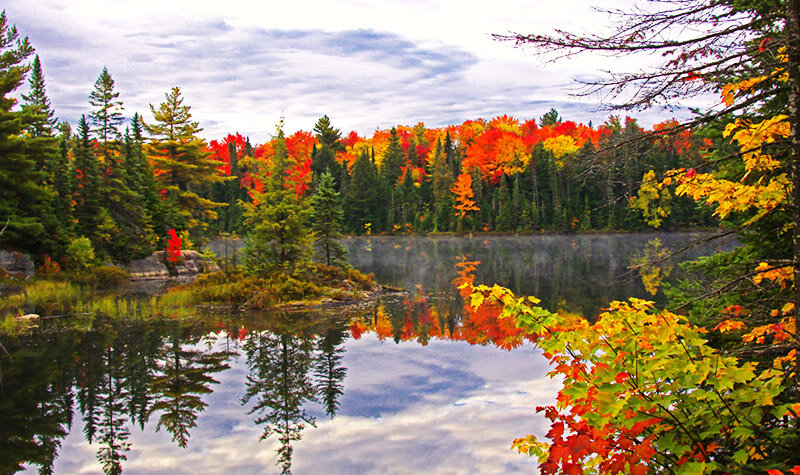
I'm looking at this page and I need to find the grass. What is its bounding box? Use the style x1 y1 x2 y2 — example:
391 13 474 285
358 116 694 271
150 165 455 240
178 262 378 309
0 280 86 317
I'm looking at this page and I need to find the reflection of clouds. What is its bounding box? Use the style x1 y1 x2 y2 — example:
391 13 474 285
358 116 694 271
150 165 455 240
293 377 558 474
42 333 556 474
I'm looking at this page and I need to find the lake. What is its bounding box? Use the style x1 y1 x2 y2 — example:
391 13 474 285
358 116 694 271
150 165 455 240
7 233 733 474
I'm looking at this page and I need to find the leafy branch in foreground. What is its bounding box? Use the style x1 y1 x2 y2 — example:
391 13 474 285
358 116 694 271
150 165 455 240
464 280 799 474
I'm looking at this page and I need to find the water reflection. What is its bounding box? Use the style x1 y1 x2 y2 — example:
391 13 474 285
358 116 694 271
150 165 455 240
4 233 734 473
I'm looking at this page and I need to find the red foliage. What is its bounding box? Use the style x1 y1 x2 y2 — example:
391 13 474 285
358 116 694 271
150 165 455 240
166 228 182 263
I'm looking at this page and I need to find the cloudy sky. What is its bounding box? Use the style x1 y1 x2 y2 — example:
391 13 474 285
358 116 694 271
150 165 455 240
6 0 689 142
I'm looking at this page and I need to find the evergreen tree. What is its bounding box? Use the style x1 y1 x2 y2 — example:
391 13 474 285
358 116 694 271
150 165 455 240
311 171 347 267
312 115 344 152
52 123 74 240
399 166 418 228
0 16 50 253
242 328 317 475
311 116 345 192
314 324 347 418
245 122 313 276
145 87 226 236
432 137 455 203
88 67 124 145
18 54 64 253
129 114 165 234
149 327 230 448
539 108 561 127
72 115 103 247
380 127 404 187
21 55 56 137
344 149 383 233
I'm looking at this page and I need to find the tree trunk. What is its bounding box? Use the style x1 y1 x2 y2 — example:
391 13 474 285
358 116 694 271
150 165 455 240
786 0 800 320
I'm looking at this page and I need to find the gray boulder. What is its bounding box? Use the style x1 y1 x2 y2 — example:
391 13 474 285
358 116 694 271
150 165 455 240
0 250 35 278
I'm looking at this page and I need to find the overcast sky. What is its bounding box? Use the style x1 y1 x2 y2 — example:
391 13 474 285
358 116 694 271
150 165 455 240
5 0 697 142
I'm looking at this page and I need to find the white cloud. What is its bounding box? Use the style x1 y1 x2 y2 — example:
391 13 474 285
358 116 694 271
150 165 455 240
5 0 703 142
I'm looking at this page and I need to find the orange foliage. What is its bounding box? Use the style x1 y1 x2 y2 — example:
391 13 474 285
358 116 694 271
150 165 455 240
451 173 480 217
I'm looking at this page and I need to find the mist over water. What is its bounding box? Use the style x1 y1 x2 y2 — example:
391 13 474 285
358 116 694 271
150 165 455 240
9 232 735 474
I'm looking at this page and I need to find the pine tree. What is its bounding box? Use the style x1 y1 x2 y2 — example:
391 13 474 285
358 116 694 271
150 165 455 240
245 122 312 276
145 87 226 236
0 15 49 253
311 171 347 267
89 67 124 145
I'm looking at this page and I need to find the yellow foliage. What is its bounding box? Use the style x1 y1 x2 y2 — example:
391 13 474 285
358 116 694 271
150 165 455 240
543 135 579 165
631 171 671 228
723 115 789 177
753 262 794 289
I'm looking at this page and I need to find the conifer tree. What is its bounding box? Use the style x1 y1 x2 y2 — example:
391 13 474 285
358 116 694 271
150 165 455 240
344 149 383 233
311 171 346 267
89 67 124 144
432 137 454 203
0 15 49 253
245 122 312 276
21 55 56 137
311 116 344 191
380 128 404 187
145 87 226 236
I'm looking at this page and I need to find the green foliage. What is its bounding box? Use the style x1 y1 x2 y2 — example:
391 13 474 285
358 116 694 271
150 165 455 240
344 150 385 233
145 86 227 236
88 67 123 143
381 127 404 187
312 171 347 267
0 14 50 253
470 284 798 473
67 237 96 270
245 124 312 276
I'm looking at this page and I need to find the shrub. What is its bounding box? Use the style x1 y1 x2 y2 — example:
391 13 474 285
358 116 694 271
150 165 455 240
67 237 95 270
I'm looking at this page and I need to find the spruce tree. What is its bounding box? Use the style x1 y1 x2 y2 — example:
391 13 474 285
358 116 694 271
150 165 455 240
245 122 312 276
380 128 404 187
344 150 383 233
89 67 124 144
432 137 455 203
311 116 344 191
19 54 64 252
72 116 103 245
21 55 57 137
311 171 347 267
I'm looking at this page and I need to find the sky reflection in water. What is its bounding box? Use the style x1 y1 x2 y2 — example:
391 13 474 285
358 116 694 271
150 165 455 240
43 333 553 474
14 233 735 474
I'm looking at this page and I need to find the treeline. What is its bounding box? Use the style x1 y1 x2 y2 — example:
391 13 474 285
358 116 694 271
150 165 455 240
0 11 715 267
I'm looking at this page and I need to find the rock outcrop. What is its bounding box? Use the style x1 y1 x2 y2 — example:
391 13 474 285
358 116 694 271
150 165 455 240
125 250 220 280
0 250 35 278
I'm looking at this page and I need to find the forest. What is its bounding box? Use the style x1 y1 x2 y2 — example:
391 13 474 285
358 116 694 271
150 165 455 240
0 10 716 270
2 0 800 472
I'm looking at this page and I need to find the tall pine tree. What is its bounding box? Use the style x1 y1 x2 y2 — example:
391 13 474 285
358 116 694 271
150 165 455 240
0 17 50 253
145 87 226 238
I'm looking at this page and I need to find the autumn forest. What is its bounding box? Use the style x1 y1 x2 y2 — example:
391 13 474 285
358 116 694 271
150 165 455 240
2 0 800 473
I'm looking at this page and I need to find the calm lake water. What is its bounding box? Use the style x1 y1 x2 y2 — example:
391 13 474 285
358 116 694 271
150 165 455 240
7 233 733 474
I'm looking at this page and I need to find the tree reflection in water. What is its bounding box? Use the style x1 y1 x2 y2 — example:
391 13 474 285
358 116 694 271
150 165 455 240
241 311 349 474
148 322 231 448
